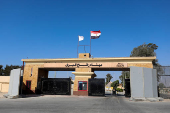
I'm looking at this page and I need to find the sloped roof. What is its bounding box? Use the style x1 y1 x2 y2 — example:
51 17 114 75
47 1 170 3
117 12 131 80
105 82 112 87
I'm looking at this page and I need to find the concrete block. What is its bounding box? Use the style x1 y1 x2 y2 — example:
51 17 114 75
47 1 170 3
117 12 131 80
3 94 9 98
8 68 21 98
130 97 163 102
152 69 158 97
129 97 146 101
8 95 19 99
146 98 158 102
143 68 153 98
130 67 158 99
156 97 164 101
130 66 144 98
146 97 164 102
134 98 147 101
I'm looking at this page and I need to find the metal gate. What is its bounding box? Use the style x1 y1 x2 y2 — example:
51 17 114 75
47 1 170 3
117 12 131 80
125 79 131 97
88 78 105 96
157 66 170 99
41 78 71 95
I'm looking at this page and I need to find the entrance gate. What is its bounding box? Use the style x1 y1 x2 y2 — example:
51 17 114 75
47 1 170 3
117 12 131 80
88 78 105 96
41 78 71 95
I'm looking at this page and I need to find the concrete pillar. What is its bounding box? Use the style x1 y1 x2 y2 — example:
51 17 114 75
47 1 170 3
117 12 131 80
130 66 144 98
143 67 153 97
22 64 44 94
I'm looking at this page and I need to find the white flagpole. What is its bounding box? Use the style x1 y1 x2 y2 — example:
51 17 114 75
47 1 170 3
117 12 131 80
77 36 79 58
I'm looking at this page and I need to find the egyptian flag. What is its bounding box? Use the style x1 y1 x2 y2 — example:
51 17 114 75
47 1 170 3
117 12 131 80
90 30 101 39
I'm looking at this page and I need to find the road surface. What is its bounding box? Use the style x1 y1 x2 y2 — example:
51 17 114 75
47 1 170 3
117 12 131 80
0 95 170 113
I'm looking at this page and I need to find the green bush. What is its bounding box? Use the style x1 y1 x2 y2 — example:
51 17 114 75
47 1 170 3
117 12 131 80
111 80 119 89
116 88 123 92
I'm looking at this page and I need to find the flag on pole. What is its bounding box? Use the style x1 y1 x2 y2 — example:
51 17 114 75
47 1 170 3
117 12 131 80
78 36 84 41
90 30 101 39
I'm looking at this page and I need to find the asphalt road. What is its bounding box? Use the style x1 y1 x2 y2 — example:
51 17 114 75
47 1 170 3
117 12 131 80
0 95 170 113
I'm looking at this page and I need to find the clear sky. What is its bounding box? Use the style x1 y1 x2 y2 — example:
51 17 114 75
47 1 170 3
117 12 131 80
0 0 170 80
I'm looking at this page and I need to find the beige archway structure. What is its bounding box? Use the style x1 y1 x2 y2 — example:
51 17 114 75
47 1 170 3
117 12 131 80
22 53 156 95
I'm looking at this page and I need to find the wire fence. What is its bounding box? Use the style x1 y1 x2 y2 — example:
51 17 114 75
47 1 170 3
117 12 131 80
156 66 170 99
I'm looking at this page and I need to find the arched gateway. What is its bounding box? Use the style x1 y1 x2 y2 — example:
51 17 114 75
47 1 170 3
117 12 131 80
22 53 156 96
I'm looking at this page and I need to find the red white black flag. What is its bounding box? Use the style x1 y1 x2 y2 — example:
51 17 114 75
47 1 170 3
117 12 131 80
90 30 101 39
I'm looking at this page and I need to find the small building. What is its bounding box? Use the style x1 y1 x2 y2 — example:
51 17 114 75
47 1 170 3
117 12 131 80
105 82 113 91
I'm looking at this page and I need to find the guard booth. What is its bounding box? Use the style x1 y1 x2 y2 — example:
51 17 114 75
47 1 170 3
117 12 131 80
39 78 71 95
88 78 105 96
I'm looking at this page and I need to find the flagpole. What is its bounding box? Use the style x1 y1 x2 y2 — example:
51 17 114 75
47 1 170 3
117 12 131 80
90 31 91 56
77 36 79 58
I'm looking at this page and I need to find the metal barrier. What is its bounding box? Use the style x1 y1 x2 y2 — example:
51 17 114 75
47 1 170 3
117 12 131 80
88 78 105 96
125 79 131 97
41 78 71 95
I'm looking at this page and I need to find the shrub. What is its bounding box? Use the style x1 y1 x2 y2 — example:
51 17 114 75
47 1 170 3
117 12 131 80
111 80 119 89
116 88 123 92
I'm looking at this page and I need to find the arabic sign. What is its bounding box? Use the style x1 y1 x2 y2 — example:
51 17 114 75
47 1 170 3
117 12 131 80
44 62 127 68
65 63 102 68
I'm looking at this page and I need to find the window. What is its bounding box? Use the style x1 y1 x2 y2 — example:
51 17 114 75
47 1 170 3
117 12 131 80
26 80 31 90
78 81 87 91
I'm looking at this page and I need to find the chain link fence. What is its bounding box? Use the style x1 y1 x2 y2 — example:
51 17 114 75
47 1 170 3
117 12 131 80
156 66 170 99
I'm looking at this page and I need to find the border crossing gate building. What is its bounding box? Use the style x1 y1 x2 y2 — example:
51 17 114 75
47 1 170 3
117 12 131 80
22 53 157 97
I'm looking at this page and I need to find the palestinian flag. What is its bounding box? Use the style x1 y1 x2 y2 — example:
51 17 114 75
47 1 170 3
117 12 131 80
90 30 101 39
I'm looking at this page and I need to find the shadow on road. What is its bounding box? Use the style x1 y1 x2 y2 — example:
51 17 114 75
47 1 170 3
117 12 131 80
19 94 44 98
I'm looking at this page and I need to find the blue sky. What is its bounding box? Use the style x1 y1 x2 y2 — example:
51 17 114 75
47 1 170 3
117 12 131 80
0 0 170 80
